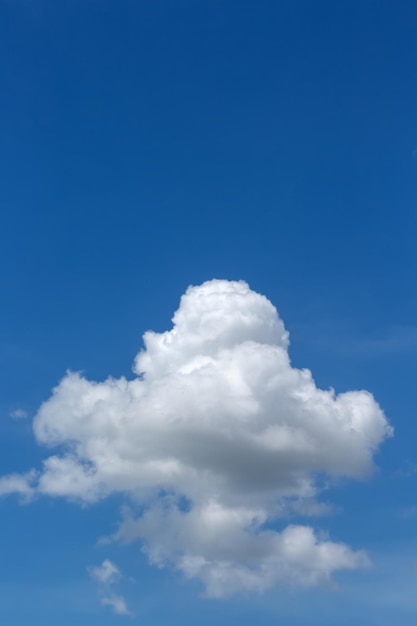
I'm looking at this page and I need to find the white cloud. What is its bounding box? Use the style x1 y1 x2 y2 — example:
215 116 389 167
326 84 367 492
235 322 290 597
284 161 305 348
88 559 121 585
114 502 369 598
101 594 131 615
0 279 392 595
0 470 37 498
88 559 130 615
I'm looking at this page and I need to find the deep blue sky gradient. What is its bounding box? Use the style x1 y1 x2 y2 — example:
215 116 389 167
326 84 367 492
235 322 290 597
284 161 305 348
1 1 417 623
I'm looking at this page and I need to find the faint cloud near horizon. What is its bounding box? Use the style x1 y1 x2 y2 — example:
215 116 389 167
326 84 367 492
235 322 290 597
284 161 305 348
301 322 417 358
352 326 417 356
9 408 29 420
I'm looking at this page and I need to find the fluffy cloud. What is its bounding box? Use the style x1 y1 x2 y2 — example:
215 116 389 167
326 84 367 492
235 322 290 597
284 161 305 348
1 280 392 595
113 502 369 597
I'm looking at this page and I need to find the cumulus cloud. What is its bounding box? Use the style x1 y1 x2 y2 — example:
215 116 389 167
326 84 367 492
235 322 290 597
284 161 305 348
0 280 391 595
113 502 369 597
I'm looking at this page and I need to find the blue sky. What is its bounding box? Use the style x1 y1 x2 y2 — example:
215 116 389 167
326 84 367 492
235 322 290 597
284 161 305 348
1 0 417 623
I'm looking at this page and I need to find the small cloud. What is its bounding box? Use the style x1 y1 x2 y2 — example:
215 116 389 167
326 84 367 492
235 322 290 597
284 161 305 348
9 408 28 419
102 594 131 616
88 560 131 616
88 559 121 585
0 470 37 499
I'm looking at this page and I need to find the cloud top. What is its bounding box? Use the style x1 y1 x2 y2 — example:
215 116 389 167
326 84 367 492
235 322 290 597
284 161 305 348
1 280 392 595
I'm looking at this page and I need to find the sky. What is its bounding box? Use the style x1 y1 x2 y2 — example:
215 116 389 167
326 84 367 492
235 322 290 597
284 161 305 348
0 0 417 623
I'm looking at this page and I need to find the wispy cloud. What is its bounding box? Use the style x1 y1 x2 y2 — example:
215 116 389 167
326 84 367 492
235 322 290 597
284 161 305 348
101 594 131 616
397 506 417 520
8 408 29 419
88 559 121 585
299 320 417 358
88 559 130 616
348 326 417 356
0 470 37 499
